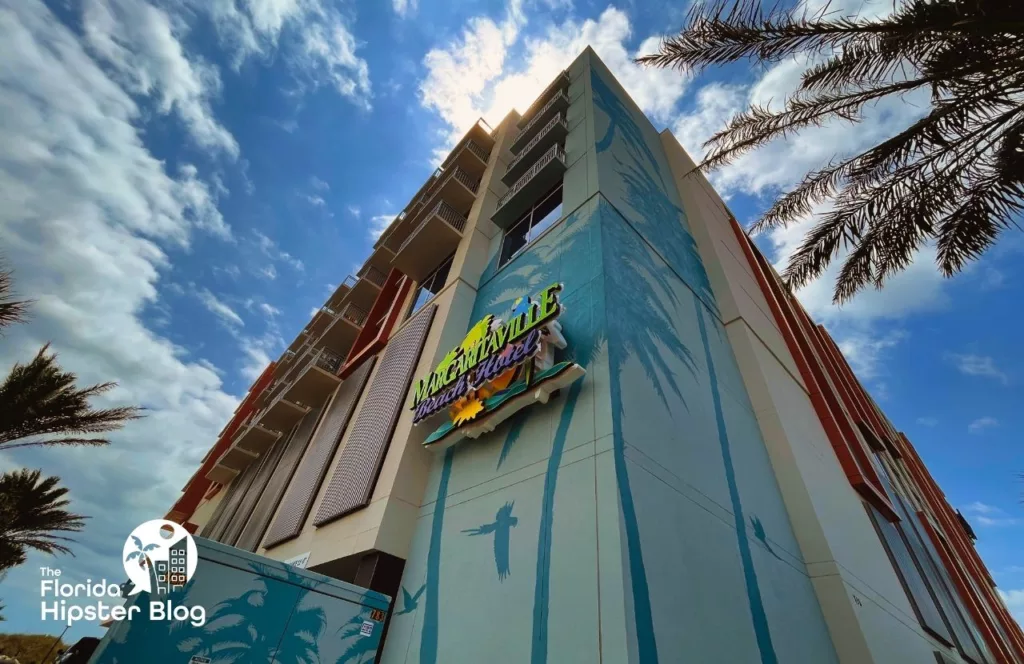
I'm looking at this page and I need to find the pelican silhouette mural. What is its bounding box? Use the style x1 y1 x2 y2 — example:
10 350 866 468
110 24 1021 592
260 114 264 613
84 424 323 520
395 583 426 616
751 516 783 562
462 502 519 581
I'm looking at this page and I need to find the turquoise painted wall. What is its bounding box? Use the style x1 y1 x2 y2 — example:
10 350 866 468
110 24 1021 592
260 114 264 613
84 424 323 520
380 50 838 664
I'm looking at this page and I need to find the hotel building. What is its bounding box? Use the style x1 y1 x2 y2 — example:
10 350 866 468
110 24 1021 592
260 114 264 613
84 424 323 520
166 48 1024 664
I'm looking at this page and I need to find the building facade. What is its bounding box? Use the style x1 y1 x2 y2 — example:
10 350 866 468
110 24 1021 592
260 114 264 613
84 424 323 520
167 48 1024 664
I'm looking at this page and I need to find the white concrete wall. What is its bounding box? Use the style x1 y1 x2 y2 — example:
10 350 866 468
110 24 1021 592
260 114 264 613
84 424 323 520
660 131 968 664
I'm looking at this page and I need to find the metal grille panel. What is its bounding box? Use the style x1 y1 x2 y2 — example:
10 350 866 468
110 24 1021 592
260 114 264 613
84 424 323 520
219 428 290 547
202 454 260 542
263 358 376 547
234 403 325 552
313 305 436 526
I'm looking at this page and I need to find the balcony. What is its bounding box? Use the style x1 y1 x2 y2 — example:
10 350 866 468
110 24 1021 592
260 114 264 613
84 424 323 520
349 264 388 310
492 144 567 228
517 71 570 130
206 462 239 484
307 306 337 337
444 140 492 180
392 201 467 281
503 113 568 185
316 302 367 355
259 388 309 432
326 276 358 311
284 347 344 406
233 418 282 455
510 89 570 155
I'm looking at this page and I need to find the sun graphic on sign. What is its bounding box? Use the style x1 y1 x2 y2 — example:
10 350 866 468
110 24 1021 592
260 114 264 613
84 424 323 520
451 397 486 426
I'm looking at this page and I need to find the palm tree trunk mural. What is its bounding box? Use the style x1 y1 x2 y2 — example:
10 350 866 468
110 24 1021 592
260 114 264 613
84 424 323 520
590 65 777 663
694 301 778 664
530 376 585 664
419 448 454 664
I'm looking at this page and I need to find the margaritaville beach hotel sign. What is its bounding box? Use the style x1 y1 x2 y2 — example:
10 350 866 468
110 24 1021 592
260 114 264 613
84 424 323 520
411 283 585 450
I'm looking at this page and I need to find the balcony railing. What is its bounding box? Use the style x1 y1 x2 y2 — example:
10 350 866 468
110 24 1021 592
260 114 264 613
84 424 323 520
340 302 368 327
358 264 387 288
398 201 468 255
450 166 481 194
505 114 567 181
511 90 569 153
466 140 492 164
497 144 566 211
517 71 570 129
310 348 343 374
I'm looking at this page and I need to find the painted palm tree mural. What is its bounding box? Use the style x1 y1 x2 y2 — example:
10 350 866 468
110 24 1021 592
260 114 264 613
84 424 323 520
167 564 327 664
416 62 779 664
418 205 599 664
590 66 777 664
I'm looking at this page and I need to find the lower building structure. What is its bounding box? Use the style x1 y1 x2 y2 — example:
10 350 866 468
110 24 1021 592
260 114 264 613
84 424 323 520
166 47 1024 664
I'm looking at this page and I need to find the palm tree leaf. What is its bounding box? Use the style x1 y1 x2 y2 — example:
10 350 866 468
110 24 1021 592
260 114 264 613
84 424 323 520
0 469 86 570
0 345 143 449
0 264 31 332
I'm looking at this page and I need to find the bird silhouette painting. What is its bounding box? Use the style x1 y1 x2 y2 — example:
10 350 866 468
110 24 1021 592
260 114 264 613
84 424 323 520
750 515 782 561
395 583 426 616
462 501 519 582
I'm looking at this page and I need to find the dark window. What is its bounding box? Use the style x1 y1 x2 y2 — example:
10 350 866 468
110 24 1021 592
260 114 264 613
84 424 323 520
499 184 563 268
410 253 454 315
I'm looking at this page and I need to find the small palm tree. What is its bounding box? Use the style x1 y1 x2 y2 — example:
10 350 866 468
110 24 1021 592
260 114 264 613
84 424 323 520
124 535 159 570
0 261 141 573
0 469 85 572
0 262 141 450
638 0 1024 302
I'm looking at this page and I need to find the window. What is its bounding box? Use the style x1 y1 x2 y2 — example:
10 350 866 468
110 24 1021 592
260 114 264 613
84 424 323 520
410 253 454 315
499 184 563 268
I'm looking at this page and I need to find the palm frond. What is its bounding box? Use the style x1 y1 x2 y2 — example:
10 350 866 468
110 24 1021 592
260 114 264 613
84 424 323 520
638 0 1024 301
0 469 86 571
0 265 31 331
0 344 143 449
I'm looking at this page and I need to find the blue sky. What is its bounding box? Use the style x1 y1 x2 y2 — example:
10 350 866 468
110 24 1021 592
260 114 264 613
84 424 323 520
0 0 1021 641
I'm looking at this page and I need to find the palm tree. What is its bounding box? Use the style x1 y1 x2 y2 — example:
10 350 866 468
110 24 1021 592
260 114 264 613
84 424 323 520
0 263 141 450
124 535 159 570
637 0 1024 303
0 345 143 450
0 469 85 572
0 262 141 573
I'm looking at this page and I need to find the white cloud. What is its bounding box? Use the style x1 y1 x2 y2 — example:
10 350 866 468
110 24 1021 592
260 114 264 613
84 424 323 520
392 0 417 18
964 502 1020 527
259 302 281 317
197 289 244 327
253 230 304 271
311 176 330 191
191 0 372 108
347 204 361 217
968 417 999 434
369 213 395 240
999 589 1024 626
420 6 689 162
0 0 240 629
83 0 239 158
214 264 241 280
238 338 275 382
671 82 745 159
945 352 1010 385
835 329 907 380
306 194 327 208
965 501 1000 515
259 264 278 280
916 417 938 427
